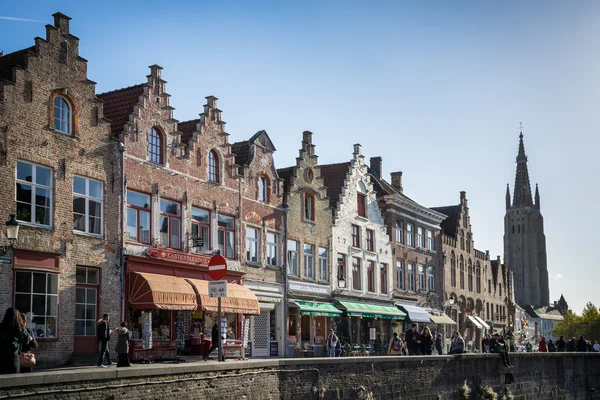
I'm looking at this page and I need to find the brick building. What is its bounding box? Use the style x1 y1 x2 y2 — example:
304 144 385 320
0 13 121 366
278 131 335 357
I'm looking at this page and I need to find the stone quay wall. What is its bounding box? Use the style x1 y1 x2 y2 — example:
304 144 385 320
0 353 598 400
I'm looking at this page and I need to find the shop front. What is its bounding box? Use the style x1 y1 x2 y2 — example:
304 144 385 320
395 303 431 331
243 282 284 358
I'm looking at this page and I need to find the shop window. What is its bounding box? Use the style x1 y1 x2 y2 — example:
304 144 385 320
417 227 425 248
126 190 151 243
352 257 361 290
208 150 220 183
366 229 374 251
301 315 311 342
53 96 72 134
266 232 279 267
395 220 404 244
407 263 415 291
14 271 58 338
303 244 314 279
418 264 425 290
218 214 235 258
75 267 98 336
130 309 171 340
159 199 181 249
337 253 346 281
314 316 325 345
16 161 52 227
191 207 210 252
246 227 260 264
351 225 360 248
304 193 315 221
367 261 375 292
258 176 268 203
148 127 163 164
287 240 299 276
288 308 299 337
269 309 277 342
73 176 103 236
380 263 388 294
406 223 414 247
357 194 366 217
396 260 405 290
427 266 435 291
318 247 328 282
427 230 434 250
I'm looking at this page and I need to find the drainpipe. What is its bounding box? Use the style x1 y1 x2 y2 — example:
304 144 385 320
282 202 290 357
117 140 126 320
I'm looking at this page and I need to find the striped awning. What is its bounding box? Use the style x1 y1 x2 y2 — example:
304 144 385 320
337 301 406 320
292 301 342 317
129 272 198 310
185 278 260 315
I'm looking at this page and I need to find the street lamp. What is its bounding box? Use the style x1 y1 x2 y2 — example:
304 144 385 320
0 214 19 257
338 274 346 289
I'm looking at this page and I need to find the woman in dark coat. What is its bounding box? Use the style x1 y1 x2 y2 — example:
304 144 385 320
115 321 132 367
0 308 31 374
19 313 37 373
420 327 434 355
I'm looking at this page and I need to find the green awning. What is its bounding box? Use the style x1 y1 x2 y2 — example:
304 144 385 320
336 301 406 320
292 300 343 317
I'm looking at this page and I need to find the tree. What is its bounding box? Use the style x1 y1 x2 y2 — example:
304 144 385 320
552 303 600 343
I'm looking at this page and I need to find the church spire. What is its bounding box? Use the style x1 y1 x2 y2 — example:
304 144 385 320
512 123 533 207
535 183 540 209
505 183 511 209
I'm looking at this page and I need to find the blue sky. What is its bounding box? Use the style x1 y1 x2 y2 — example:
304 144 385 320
1 0 599 314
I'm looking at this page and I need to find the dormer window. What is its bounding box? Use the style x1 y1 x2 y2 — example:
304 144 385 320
54 96 71 134
258 176 268 202
148 128 163 164
208 150 220 183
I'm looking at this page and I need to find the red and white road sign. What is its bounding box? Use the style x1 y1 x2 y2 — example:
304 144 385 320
208 255 227 281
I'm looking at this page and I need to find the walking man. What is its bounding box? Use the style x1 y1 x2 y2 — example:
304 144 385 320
435 333 443 355
326 329 339 357
97 314 113 368
405 323 421 355
203 323 223 361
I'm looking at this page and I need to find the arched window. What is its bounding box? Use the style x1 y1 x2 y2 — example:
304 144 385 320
208 150 220 183
258 176 268 202
54 96 71 134
459 255 465 290
450 251 456 287
460 230 465 250
148 128 163 164
467 259 473 291
466 233 471 253
475 261 481 293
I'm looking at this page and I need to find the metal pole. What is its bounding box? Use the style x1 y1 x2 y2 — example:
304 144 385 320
218 296 223 361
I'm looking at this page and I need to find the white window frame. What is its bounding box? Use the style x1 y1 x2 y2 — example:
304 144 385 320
318 247 329 282
287 240 299 276
159 199 181 249
406 223 414 247
396 260 405 290
73 176 103 236
266 232 279 267
191 207 211 252
417 227 425 248
408 263 415 291
246 227 260 264
75 267 99 337
54 96 71 134
418 264 426 290
427 230 434 250
395 220 404 244
428 266 435 291
303 244 315 279
16 161 53 227
14 271 59 339
258 176 268 203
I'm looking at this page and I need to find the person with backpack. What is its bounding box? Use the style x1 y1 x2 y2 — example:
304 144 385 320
420 327 434 355
0 308 32 374
97 314 113 368
325 329 339 357
556 336 566 352
388 332 403 355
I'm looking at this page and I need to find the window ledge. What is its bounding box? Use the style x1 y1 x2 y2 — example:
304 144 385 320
246 262 262 268
364 250 376 255
318 280 330 285
356 216 369 222
73 231 104 239
17 222 53 230
302 277 317 282
303 219 316 225
426 249 437 254
265 265 280 271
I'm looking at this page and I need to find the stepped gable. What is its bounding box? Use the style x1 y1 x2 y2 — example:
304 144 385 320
97 84 145 135
319 162 352 210
0 47 36 83
231 140 250 167
178 118 200 143
232 130 276 168
276 166 295 192
430 205 460 237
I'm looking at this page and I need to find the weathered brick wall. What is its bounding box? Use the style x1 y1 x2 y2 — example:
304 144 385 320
0 354 598 399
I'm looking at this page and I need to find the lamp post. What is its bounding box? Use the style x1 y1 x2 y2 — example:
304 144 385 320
0 214 19 257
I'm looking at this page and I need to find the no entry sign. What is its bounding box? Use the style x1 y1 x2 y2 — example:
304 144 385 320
208 255 227 281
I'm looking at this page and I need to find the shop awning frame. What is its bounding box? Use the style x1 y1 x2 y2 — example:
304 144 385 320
185 279 261 315
467 315 483 329
292 301 342 317
429 313 457 325
473 316 490 329
336 301 406 320
129 272 198 311
395 303 431 323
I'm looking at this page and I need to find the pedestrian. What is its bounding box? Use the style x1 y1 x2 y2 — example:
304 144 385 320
420 327 433 355
203 323 223 361
19 313 37 373
556 335 566 352
404 323 421 355
97 314 113 368
481 335 490 353
567 337 577 352
593 341 600 352
0 308 32 374
449 331 465 354
576 335 587 352
435 333 443 355
548 339 556 352
325 329 338 357
115 321 131 367
538 336 547 352
490 333 512 367
387 332 403 356
401 333 408 355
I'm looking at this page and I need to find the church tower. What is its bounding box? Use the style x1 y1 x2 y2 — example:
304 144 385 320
504 127 549 306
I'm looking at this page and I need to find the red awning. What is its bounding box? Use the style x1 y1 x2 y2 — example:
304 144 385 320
129 272 198 310
185 278 260 315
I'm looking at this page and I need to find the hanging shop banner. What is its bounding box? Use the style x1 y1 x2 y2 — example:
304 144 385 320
221 316 227 345
142 311 152 349
242 317 250 349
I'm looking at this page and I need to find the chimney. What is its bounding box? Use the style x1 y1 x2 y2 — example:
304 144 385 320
53 12 71 34
353 143 361 156
370 157 382 178
390 172 403 193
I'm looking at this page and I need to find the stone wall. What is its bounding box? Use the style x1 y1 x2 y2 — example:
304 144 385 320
1 353 598 400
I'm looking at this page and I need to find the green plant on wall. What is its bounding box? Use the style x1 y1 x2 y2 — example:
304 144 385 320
501 388 514 400
459 380 471 400
474 384 498 400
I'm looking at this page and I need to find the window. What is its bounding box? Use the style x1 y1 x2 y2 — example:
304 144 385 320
208 150 220 183
191 207 210 252
380 263 388 294
73 176 103 235
459 256 465 290
407 263 415 291
357 194 366 217
450 251 456 287
367 261 375 292
75 267 98 336
418 264 425 290
218 214 235 258
266 232 279 267
287 240 299 276
53 96 71 134
16 161 52 226
488 279 492 294
475 262 481 294
427 230 434 250
352 257 361 290
395 220 404 244
337 253 346 281
15 271 58 338
304 193 314 221
406 223 414 247
366 229 374 251
428 266 435 291
486 303 490 321
466 233 471 253
499 283 502 297
148 127 163 164
417 227 424 248
127 190 151 243
159 199 181 249
460 231 465 250
303 244 314 279
258 176 268 203
396 260 405 290
351 225 360 248
318 247 328 282
467 259 473 291
246 227 260 264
